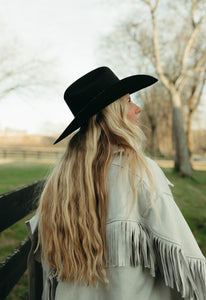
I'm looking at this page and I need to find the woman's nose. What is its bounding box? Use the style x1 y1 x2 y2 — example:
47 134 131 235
135 105 142 114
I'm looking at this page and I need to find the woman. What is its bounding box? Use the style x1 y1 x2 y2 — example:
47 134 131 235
29 67 205 300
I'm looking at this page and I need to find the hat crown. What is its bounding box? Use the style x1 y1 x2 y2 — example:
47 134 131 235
64 67 119 116
54 66 158 144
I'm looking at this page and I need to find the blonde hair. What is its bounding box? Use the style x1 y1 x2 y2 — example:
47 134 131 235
37 95 154 286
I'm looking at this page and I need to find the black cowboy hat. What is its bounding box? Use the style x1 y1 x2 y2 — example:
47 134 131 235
54 66 158 144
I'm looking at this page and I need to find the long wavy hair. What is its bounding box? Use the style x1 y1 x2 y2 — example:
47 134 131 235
37 95 154 286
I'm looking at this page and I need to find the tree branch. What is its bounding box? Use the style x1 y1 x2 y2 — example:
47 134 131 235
143 0 153 9
178 51 206 93
143 0 171 89
175 10 206 89
192 72 206 112
191 0 197 27
0 85 26 99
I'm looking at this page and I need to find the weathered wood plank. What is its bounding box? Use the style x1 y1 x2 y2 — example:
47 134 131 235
0 237 31 300
0 179 45 233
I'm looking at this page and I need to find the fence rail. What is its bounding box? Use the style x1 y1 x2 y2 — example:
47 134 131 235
0 180 45 299
0 238 31 299
0 148 62 160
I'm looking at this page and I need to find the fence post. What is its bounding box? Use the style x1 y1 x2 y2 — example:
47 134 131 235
3 149 7 158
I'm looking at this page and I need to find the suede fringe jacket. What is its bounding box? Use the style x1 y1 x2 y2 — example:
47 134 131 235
26 154 206 300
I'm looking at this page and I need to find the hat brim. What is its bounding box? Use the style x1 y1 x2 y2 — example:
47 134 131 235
54 74 158 144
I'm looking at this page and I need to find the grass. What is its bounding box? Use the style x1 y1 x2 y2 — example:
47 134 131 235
0 161 54 194
0 161 54 300
163 168 206 255
0 161 206 299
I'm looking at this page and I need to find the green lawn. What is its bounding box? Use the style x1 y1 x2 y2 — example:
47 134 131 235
163 168 206 255
0 162 54 300
0 161 54 194
0 162 206 299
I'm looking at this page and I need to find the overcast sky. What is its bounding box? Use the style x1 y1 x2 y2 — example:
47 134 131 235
0 0 205 135
0 0 133 135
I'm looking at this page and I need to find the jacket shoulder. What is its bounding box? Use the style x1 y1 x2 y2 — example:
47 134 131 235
145 157 174 195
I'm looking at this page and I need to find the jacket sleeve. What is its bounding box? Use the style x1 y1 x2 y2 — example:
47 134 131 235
141 158 206 300
26 215 43 300
26 215 58 300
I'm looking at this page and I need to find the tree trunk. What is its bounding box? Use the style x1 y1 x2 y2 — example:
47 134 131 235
151 124 156 157
171 91 192 177
187 109 194 157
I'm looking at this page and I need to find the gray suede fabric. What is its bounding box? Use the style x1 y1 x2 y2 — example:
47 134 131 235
55 266 182 300
26 153 206 300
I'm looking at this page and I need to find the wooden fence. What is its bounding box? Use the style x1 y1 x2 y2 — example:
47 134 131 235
0 148 62 161
0 180 45 299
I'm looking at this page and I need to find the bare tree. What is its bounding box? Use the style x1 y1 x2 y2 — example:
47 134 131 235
192 129 206 155
139 86 172 157
0 29 58 101
182 72 206 156
98 0 206 177
142 0 206 176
